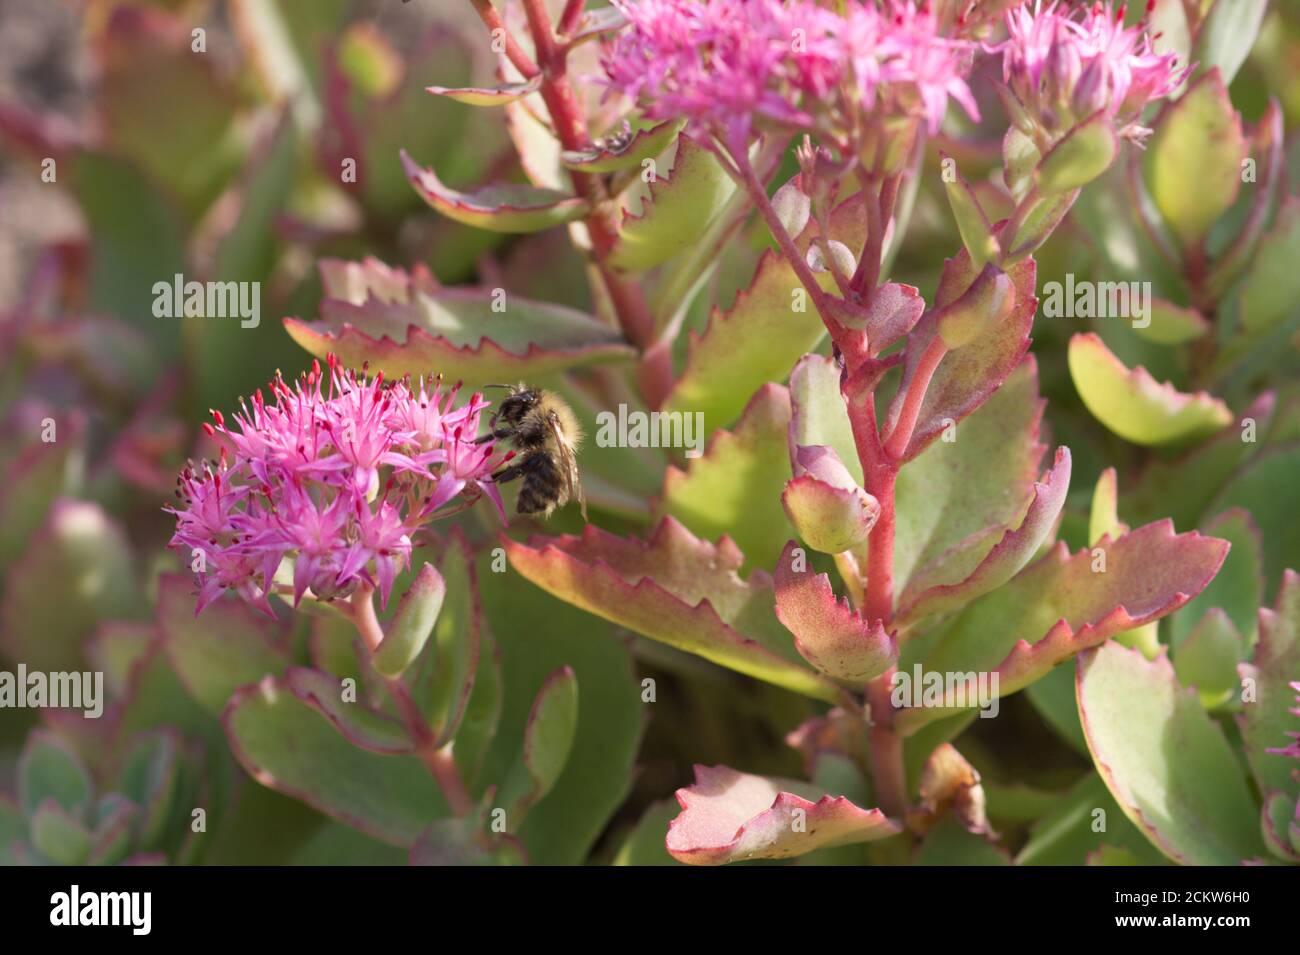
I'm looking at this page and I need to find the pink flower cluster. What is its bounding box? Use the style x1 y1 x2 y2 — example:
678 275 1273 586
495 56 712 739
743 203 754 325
603 0 978 144
167 356 504 617
996 1 1188 142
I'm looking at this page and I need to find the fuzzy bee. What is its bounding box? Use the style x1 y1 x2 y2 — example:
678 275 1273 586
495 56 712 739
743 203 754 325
476 384 587 521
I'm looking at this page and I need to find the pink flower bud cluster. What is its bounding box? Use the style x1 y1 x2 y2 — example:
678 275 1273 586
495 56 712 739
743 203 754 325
167 356 505 617
602 0 979 144
996 1 1188 143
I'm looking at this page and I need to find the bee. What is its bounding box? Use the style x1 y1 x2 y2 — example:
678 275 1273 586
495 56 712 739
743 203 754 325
476 384 587 521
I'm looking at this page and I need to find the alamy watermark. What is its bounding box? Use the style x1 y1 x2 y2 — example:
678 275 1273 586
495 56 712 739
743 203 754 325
152 273 260 328
1041 273 1151 329
891 665 1000 718
595 404 705 458
0 665 103 718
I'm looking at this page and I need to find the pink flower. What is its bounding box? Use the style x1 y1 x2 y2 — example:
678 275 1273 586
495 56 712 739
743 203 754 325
167 356 503 617
1266 680 1300 762
996 1 1188 143
603 0 979 145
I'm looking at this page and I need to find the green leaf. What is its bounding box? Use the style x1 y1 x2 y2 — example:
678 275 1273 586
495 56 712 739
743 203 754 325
1024 663 1089 755
657 384 793 573
1126 391 1273 529
285 667 414 754
476 555 643 865
284 257 633 384
1 500 142 673
897 447 1071 627
662 252 826 430
18 731 93 818
900 521 1229 734
914 816 1010 865
941 155 1000 268
158 574 292 715
406 533 480 746
114 730 185 852
409 818 523 865
935 263 1017 349
1132 298 1211 346
1015 773 1166 865
0 414 84 569
609 136 738 271
453 627 503 790
1035 111 1118 194
1173 609 1244 709
1068 332 1232 445
1077 642 1264 864
1142 70 1246 248
67 151 185 352
223 676 445 846
289 822 409 865
1237 570 1300 797
1168 508 1263 651
614 800 681 865
100 6 244 214
498 667 579 819
893 357 1044 596
30 801 93 865
1210 445 1300 598
196 115 304 412
505 519 840 702
402 150 591 232
373 562 445 678
1240 197 1300 336
1191 0 1268 86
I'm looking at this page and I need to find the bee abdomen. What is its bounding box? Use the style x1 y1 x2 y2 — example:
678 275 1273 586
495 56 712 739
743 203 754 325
517 454 564 515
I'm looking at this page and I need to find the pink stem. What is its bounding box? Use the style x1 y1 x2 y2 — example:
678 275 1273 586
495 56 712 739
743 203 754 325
558 0 587 35
348 586 475 818
881 334 948 461
726 136 844 337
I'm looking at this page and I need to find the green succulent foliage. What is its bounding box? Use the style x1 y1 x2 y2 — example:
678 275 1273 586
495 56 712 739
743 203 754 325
4 729 207 866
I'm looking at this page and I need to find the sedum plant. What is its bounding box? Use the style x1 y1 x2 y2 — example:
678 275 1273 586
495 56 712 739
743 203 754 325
3 0 1299 868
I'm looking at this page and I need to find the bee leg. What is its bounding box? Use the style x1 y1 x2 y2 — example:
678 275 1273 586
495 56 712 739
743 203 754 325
472 427 516 445
489 460 528 484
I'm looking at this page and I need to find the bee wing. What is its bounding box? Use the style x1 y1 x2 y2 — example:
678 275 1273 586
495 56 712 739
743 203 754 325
548 413 587 521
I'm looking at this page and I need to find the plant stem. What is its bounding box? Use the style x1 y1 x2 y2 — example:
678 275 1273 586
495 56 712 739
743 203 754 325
512 0 669 405
558 0 587 35
347 586 475 818
726 136 843 335
467 1 539 78
881 333 948 460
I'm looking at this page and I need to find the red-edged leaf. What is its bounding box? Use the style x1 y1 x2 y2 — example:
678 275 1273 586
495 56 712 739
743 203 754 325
1237 570 1300 797
504 519 839 701
401 149 591 232
1078 642 1264 865
897 446 1072 626
1068 333 1232 445
561 118 684 173
897 521 1230 734
426 76 542 106
883 248 1037 461
284 256 633 382
781 445 879 555
774 540 896 683
285 667 414 755
665 764 901 865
